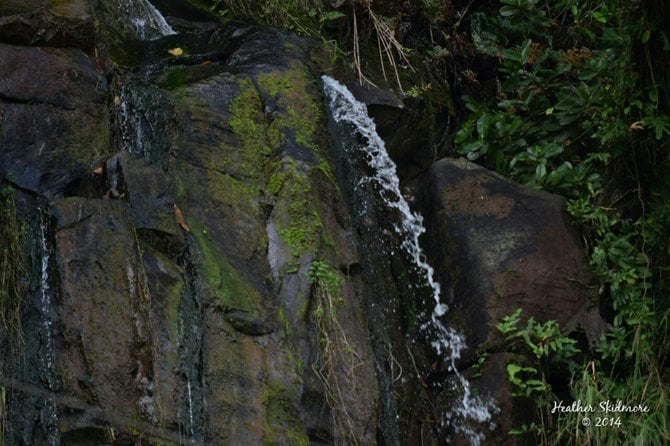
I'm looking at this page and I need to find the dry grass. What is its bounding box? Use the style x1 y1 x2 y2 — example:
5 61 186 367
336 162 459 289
353 1 414 91
0 188 26 347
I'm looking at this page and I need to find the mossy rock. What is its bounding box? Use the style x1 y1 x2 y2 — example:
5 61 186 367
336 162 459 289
189 218 271 336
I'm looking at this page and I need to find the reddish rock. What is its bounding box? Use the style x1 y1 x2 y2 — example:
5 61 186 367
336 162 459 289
421 158 602 358
419 158 606 442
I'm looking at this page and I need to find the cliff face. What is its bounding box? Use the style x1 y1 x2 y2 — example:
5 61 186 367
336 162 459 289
0 1 600 445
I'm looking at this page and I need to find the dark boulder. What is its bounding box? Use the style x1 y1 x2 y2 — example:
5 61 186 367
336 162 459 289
0 0 95 50
0 43 106 198
418 158 606 441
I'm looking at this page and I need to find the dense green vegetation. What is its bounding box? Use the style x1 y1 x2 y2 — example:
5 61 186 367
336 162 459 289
455 1 670 443
207 0 669 443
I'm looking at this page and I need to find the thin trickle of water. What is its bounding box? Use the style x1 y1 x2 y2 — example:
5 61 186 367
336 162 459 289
38 212 60 446
186 378 195 438
127 264 136 297
322 76 495 444
119 0 177 40
176 264 203 445
118 87 144 157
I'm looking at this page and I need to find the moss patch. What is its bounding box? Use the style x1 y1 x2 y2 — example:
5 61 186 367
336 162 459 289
190 218 264 317
262 379 309 446
257 63 338 186
269 159 322 257
257 63 322 151
228 77 278 181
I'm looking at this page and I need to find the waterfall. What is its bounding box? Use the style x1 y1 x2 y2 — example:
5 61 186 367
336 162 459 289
118 0 177 40
37 212 60 446
322 76 495 444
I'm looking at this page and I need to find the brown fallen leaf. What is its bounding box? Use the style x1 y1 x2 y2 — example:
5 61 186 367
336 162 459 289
113 95 121 106
167 47 183 56
174 204 191 232
92 167 103 175
629 120 644 132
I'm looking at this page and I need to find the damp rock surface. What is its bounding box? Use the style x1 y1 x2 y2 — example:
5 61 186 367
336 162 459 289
0 2 600 445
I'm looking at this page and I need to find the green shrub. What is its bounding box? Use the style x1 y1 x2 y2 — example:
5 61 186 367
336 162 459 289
460 1 670 443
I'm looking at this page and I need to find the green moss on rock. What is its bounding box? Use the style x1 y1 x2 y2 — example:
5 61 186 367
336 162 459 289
190 218 264 318
257 62 322 152
269 159 322 257
262 379 309 446
229 77 277 180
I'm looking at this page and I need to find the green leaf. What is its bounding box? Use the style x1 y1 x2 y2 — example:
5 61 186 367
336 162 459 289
476 114 490 138
592 11 607 23
500 5 518 17
320 10 346 22
460 140 483 155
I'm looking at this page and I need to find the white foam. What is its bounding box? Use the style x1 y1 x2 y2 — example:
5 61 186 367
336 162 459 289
120 0 177 40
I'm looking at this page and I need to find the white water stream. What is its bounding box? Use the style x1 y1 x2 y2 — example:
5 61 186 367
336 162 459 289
38 212 60 446
119 0 177 40
322 76 495 444
186 378 195 438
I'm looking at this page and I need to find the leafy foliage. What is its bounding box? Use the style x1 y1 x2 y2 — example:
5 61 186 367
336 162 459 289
208 0 344 36
497 309 580 439
462 0 670 443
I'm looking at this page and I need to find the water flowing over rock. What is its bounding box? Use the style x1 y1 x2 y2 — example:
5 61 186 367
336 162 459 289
323 76 495 445
0 1 602 445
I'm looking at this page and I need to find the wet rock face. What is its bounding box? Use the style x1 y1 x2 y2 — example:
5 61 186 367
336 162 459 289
0 0 94 49
1 2 378 445
0 43 106 198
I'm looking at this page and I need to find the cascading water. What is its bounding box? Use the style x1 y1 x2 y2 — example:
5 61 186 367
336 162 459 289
37 211 59 446
186 378 195 437
116 85 175 165
322 76 495 444
118 0 177 41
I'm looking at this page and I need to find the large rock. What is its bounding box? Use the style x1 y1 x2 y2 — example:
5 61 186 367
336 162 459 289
0 5 380 443
421 158 602 355
0 0 95 49
160 30 379 442
418 158 605 441
0 43 106 198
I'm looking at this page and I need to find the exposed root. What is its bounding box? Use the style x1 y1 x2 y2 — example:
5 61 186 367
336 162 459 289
309 260 363 445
